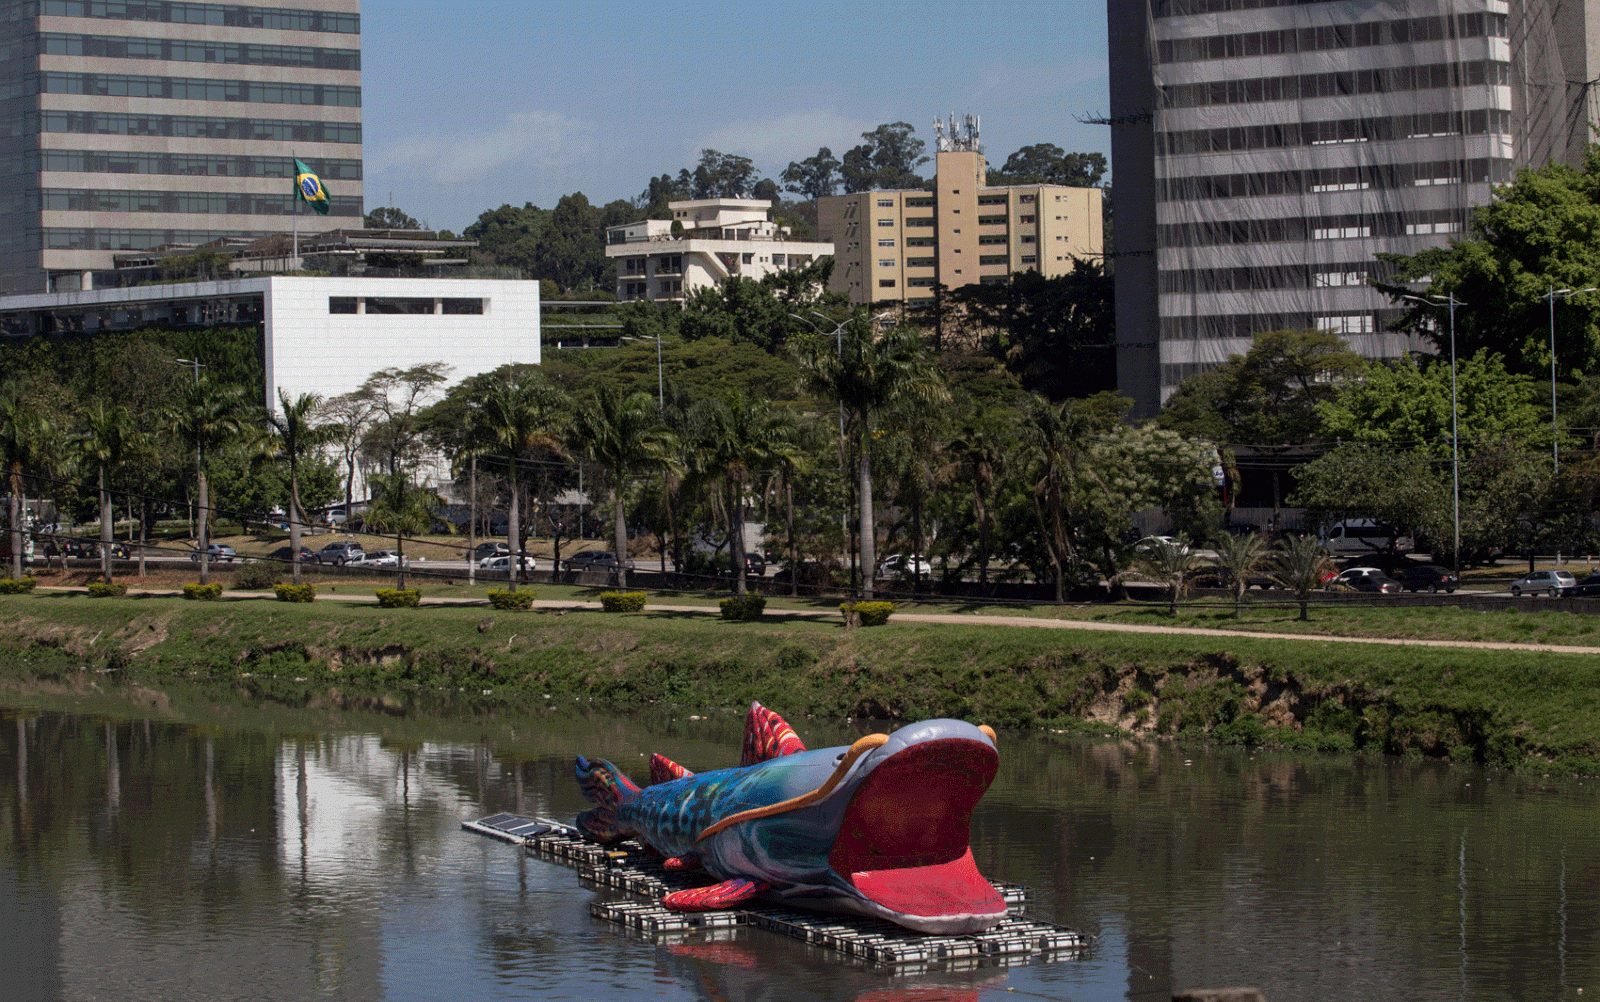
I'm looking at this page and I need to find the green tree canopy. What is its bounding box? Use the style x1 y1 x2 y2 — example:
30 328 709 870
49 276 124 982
364 206 421 230
841 122 929 193
781 147 842 201
987 144 1107 188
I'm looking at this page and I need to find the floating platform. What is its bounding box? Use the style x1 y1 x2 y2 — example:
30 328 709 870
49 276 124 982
464 812 1090 972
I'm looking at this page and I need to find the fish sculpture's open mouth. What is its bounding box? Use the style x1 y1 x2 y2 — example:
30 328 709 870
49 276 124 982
826 736 1003 931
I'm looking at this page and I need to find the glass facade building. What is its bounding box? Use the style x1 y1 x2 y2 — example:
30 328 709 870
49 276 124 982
0 0 362 293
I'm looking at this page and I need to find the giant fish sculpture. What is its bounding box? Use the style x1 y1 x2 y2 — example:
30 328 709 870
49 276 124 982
574 702 1008 934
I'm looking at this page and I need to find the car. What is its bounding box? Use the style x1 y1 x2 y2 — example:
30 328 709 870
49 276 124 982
480 554 536 572
562 550 634 572
269 545 316 563
63 538 101 559
719 552 766 578
1342 572 1402 595
1135 535 1189 555
1509 569 1577 597
189 543 237 562
1392 564 1460 593
878 553 933 578
1331 566 1385 588
312 541 365 566
358 549 409 568
323 508 348 526
1573 570 1600 596
466 541 510 562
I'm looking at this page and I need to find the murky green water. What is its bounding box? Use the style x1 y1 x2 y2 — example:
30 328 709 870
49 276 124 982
1 682 1596 1002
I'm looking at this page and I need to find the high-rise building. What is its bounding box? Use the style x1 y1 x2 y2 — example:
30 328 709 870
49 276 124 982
817 117 1102 306
0 0 364 295
1109 0 1598 415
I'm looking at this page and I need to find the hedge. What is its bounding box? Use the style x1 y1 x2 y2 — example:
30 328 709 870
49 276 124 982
719 595 767 621
274 583 316 603
182 582 222 601
232 562 282 590
600 591 647 613
86 582 127 598
487 589 535 611
840 600 895 627
376 587 421 608
0 576 37 594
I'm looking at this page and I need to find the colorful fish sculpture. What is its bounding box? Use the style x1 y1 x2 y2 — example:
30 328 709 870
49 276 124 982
574 702 1008 934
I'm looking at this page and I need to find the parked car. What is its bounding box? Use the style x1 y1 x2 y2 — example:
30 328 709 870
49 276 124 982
466 541 510 562
719 552 766 578
357 549 409 568
322 508 347 526
480 554 536 572
1331 567 1385 588
1343 572 1402 595
562 550 633 572
1392 564 1460 593
1572 570 1600 596
1135 535 1189 555
269 545 316 563
189 543 237 562
1509 569 1576 597
312 541 365 565
63 538 100 559
1319 519 1413 556
878 553 933 579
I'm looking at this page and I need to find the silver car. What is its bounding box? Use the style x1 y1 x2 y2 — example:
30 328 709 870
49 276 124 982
1509 570 1576 597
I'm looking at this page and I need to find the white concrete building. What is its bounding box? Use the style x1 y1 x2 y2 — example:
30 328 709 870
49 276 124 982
0 275 540 407
605 198 832 302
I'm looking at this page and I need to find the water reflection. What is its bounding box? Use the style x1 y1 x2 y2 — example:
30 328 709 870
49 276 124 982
0 688 1597 1002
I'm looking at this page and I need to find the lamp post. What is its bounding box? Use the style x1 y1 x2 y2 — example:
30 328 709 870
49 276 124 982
1402 293 1462 571
1539 285 1596 472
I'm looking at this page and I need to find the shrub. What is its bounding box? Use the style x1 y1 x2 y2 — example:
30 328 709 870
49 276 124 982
376 587 421 608
600 590 647 613
182 582 222 601
840 600 895 627
86 582 127 598
232 561 282 590
273 583 316 603
719 595 767 621
487 589 534 611
0 576 37 594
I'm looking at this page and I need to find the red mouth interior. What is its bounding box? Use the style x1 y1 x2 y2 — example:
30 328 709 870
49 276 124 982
827 737 1005 919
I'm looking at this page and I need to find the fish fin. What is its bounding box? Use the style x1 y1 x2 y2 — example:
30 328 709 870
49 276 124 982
649 753 694 785
662 878 769 911
739 701 807 767
662 854 702 872
573 755 640 844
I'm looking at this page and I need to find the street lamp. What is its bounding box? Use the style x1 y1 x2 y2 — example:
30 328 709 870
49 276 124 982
1402 292 1461 571
1539 285 1596 472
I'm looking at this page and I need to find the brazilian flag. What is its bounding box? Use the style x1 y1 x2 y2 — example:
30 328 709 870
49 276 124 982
293 158 330 215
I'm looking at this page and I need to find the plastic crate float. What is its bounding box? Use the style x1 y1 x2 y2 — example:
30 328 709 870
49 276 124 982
573 702 1008 934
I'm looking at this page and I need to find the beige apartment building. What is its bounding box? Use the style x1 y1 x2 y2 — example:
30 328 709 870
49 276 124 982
817 148 1102 306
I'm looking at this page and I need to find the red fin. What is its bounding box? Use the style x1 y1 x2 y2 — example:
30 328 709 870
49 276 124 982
649 753 694 785
663 854 702 872
662 878 769 911
740 702 807 767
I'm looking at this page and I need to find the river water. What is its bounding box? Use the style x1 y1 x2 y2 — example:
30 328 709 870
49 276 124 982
0 683 1595 1002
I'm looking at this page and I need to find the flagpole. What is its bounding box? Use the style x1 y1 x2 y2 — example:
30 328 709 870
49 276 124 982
292 154 300 272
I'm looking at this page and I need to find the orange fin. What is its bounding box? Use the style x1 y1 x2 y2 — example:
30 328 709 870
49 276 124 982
649 753 694 785
662 878 769 911
740 702 807 767
663 854 702 872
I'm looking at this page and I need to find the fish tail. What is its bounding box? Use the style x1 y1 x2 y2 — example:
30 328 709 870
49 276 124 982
574 755 641 844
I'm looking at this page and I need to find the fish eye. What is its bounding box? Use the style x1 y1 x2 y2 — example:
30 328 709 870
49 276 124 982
833 753 845 764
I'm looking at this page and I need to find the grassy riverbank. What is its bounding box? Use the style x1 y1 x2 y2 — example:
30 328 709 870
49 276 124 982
5 590 1600 773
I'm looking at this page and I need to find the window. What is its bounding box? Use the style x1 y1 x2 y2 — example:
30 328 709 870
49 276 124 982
328 297 356 314
877 239 895 247
907 257 935 267
1316 314 1375 334
1020 255 1037 264
1313 224 1372 240
1406 221 1459 235
1019 194 1034 203
1313 271 1364 287
1019 215 1035 224
877 218 895 228
1020 235 1036 244
364 297 433 314
980 255 1008 265
878 259 895 268
442 298 484 314
877 198 894 207
879 278 897 287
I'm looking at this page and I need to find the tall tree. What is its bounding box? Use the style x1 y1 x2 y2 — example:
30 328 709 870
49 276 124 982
1019 395 1107 603
840 122 929 193
1209 530 1271 618
74 403 145 586
781 147 843 201
167 378 249 584
691 392 789 597
571 389 677 590
987 144 1107 188
362 473 439 589
266 390 332 585
321 390 377 517
796 315 948 598
0 383 55 579
364 206 422 230
358 363 452 477
477 370 566 590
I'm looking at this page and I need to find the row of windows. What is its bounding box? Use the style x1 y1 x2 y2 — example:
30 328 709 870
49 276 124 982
1159 260 1397 294
39 225 271 250
1157 13 1504 64
41 187 361 215
1157 309 1404 349
1160 209 1464 248
328 297 484 315
37 109 361 143
37 1 359 33
19 148 362 179
38 32 359 70
1160 60 1504 110
1159 158 1510 202
1160 109 1510 157
1155 0 1343 15
41 71 360 106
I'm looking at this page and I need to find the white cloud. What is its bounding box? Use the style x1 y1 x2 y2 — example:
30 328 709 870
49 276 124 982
690 109 875 174
369 110 599 184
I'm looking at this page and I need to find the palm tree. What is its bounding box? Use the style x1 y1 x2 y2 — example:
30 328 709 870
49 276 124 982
1129 535 1204 615
74 404 146 586
570 388 676 590
947 412 1011 591
1020 395 1107 604
477 370 566 591
0 383 55 580
796 314 947 599
762 416 813 598
266 390 332 585
1271 534 1333 622
363 473 440 589
1210 530 1271 618
692 392 788 597
167 378 248 585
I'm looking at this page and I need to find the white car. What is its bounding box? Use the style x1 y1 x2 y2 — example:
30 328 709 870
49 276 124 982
1333 566 1383 585
357 549 408 568
878 553 933 578
480 554 536 572
1135 535 1189 555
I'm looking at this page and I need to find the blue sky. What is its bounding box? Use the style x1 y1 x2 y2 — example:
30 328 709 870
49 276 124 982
359 0 1111 232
